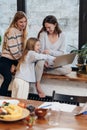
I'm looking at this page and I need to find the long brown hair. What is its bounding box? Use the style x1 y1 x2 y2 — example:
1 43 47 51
2 11 28 51
37 15 62 38
17 37 39 71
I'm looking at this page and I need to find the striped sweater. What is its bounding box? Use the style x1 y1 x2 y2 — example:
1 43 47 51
2 27 23 60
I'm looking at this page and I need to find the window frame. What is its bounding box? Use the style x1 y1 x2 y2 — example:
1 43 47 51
17 0 87 49
17 0 26 13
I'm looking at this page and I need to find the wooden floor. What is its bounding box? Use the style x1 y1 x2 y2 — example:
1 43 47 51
40 71 87 97
0 71 87 98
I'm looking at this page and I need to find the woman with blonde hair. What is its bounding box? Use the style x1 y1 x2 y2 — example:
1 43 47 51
12 37 55 99
0 11 28 96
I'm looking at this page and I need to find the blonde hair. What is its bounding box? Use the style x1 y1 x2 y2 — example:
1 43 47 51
17 37 39 71
2 11 28 51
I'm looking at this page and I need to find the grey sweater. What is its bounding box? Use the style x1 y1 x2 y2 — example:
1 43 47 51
39 32 66 56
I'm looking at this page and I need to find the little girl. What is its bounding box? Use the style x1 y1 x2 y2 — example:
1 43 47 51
11 37 55 99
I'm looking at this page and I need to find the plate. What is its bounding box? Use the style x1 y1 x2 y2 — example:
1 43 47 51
0 99 19 106
0 108 30 122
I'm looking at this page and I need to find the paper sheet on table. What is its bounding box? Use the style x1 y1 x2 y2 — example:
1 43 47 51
46 128 75 130
74 102 87 115
38 102 76 112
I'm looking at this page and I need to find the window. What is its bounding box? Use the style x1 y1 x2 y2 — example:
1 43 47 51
26 0 79 53
0 0 17 51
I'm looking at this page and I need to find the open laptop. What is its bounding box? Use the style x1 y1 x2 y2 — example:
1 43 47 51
45 53 76 71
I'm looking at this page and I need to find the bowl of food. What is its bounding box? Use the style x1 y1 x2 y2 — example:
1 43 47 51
35 108 47 119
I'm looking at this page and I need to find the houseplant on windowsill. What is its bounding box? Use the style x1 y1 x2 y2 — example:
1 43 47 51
70 43 87 77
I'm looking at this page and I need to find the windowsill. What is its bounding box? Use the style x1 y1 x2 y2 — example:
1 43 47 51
42 71 87 82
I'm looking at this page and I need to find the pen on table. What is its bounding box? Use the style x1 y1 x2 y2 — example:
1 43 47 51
40 104 52 108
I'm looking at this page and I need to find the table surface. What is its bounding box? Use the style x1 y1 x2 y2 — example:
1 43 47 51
0 96 87 130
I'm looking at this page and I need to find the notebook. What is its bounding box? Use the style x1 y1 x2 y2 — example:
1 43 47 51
45 53 76 71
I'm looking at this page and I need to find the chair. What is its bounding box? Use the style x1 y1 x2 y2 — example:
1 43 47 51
7 91 53 102
28 93 52 102
52 90 87 106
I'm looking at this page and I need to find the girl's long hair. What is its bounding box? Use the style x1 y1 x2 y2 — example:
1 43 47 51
2 11 28 51
37 15 62 38
16 37 39 71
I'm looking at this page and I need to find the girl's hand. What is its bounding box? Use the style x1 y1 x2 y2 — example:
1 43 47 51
53 57 56 61
44 61 49 67
43 49 50 54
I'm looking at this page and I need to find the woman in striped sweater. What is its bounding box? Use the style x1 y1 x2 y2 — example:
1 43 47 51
0 11 28 96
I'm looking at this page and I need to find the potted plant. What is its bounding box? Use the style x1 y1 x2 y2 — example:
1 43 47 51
70 43 87 76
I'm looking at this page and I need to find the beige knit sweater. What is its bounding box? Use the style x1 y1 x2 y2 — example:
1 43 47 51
2 27 23 60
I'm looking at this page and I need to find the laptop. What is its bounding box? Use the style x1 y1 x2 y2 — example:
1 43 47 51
45 53 76 71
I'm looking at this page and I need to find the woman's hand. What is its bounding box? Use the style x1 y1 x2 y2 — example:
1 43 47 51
10 65 16 75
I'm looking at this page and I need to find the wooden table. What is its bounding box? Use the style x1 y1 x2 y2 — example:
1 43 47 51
0 96 87 130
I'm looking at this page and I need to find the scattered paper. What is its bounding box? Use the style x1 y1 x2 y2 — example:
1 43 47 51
46 128 75 130
38 102 76 112
74 102 87 115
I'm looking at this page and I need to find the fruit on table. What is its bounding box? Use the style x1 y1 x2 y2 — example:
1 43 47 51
0 104 23 120
18 102 26 108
